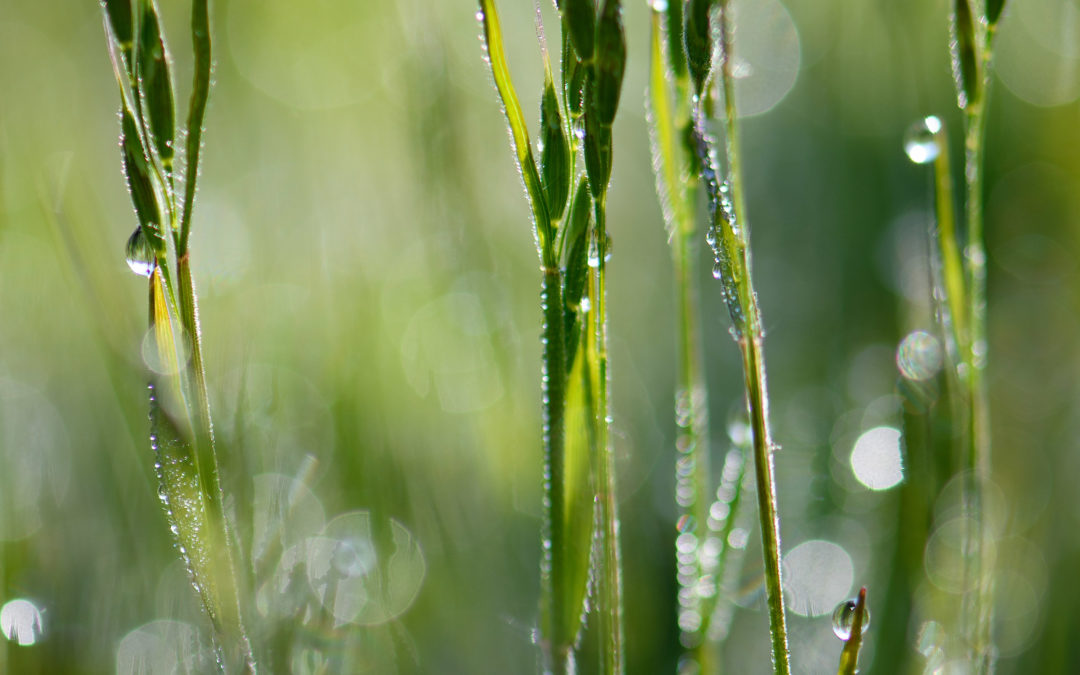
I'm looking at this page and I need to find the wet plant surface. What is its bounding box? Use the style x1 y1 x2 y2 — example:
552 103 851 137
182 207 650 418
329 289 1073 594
1 0 1080 673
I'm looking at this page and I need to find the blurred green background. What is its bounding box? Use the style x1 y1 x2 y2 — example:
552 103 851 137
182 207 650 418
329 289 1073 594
2 0 1079 672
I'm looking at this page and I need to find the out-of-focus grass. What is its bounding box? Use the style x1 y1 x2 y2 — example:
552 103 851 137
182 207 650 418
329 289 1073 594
1 0 1079 673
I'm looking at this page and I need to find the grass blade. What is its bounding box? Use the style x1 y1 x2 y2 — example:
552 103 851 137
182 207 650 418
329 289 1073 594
178 0 211 254
478 0 554 263
136 6 175 174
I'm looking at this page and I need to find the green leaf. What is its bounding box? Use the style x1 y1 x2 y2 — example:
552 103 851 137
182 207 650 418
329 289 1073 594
137 7 175 172
121 108 165 253
664 0 687 78
563 32 587 119
684 0 716 96
553 315 597 652
103 0 134 56
557 0 596 62
583 108 612 198
987 0 1007 27
178 0 212 254
951 0 981 110
540 71 571 221
592 0 626 127
478 0 554 263
561 177 592 362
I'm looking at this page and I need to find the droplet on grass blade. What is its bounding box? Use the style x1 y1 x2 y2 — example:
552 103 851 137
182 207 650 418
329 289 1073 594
904 116 943 164
125 227 155 277
896 330 943 381
832 595 870 640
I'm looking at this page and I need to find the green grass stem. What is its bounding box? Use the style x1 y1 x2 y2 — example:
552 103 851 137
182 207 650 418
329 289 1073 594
647 7 716 670
103 1 255 669
715 4 792 671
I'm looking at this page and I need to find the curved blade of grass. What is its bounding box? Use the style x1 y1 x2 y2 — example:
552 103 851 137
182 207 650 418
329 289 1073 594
178 0 211 254
837 587 868 675
478 0 554 264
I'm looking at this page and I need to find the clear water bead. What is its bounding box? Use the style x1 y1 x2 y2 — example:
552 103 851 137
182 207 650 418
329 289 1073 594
832 595 870 640
125 227 155 277
904 116 943 165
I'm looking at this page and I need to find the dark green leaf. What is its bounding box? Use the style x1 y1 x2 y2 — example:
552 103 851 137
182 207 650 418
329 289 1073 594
103 0 133 55
540 74 570 221
558 0 596 62
179 0 213 254
664 0 687 78
562 31 586 119
121 108 164 252
562 177 591 311
684 0 716 96
592 0 626 127
951 0 980 110
137 8 175 171
583 108 612 198
987 0 1007 27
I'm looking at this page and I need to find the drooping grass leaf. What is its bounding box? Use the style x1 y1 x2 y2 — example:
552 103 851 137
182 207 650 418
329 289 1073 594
478 0 554 261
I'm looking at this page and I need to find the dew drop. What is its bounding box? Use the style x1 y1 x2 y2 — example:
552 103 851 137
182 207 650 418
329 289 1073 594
832 596 870 640
903 116 943 165
712 261 724 280
125 227 155 277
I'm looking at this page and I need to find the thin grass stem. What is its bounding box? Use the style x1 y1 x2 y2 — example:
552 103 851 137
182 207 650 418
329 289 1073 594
715 4 792 671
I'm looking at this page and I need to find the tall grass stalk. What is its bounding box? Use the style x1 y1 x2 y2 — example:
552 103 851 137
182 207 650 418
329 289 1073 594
646 4 716 671
682 1 792 671
948 1 1007 668
102 0 254 670
478 1 626 671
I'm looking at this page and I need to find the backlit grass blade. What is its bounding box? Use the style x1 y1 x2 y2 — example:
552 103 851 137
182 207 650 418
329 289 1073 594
552 327 596 657
135 6 175 175
478 0 554 263
178 0 211 254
